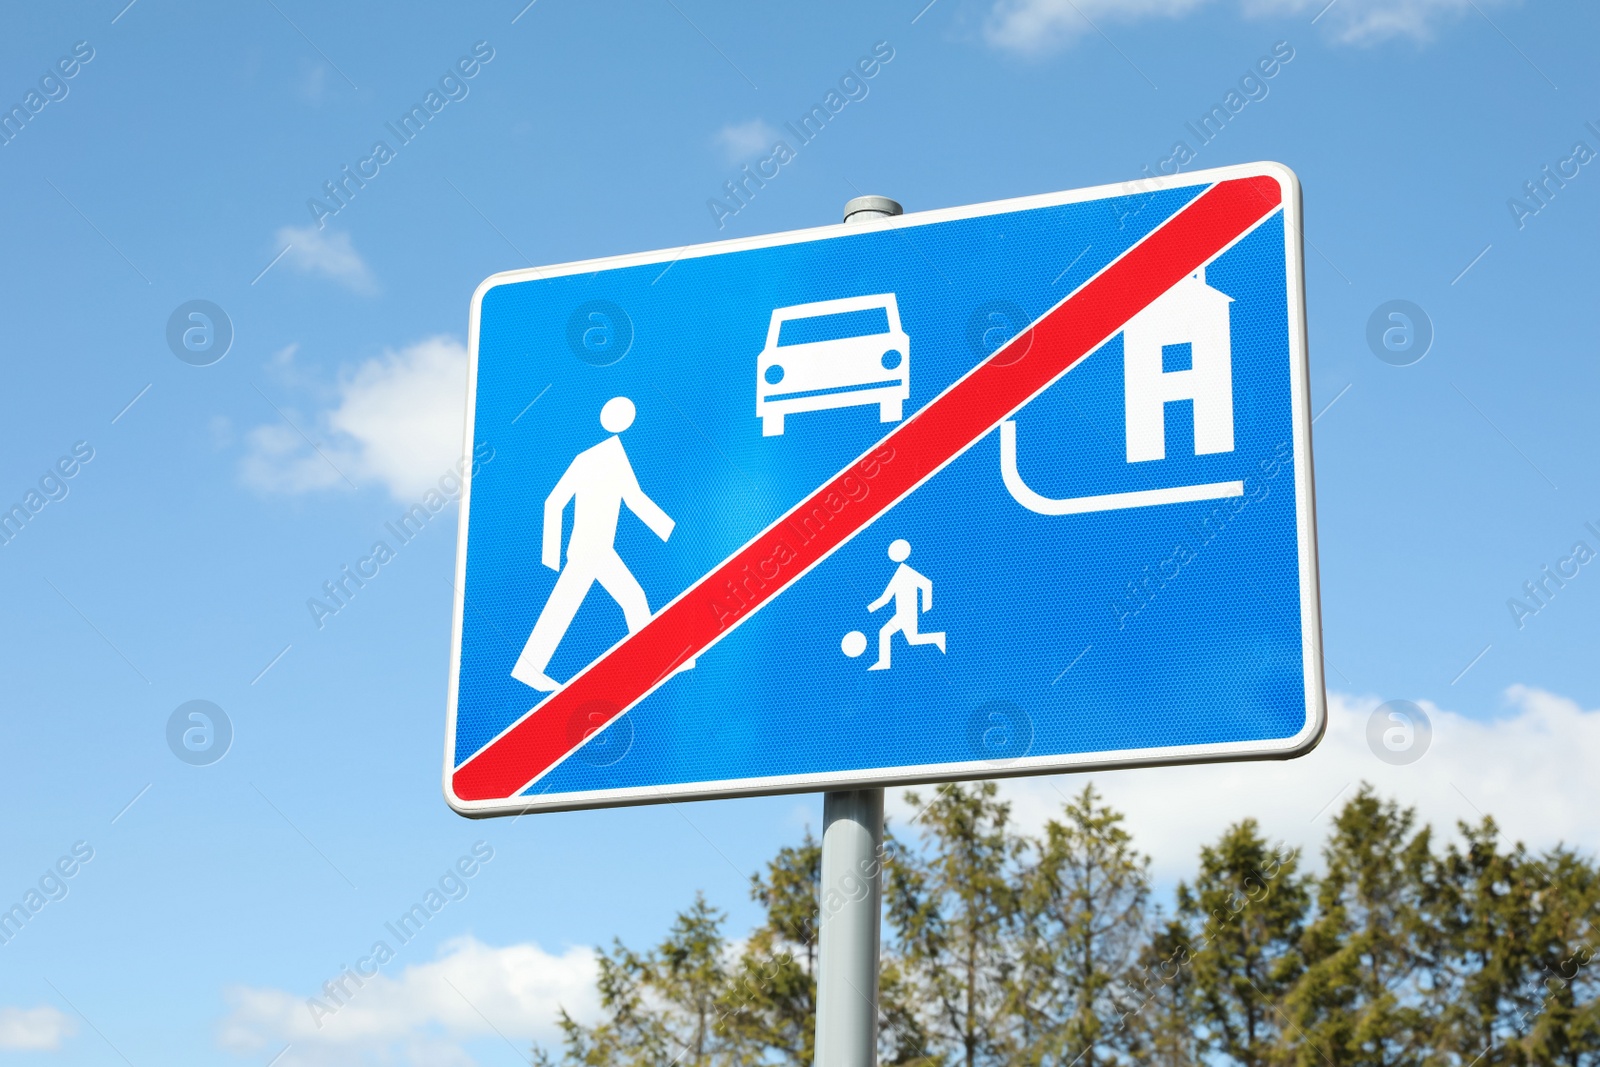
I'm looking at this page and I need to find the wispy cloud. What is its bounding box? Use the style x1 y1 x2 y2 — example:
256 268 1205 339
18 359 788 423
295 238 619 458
274 225 378 294
1246 0 1504 44
984 0 1515 54
240 335 468 501
714 119 781 163
985 0 1207 54
0 1005 76 1051
297 60 330 105
219 936 597 1067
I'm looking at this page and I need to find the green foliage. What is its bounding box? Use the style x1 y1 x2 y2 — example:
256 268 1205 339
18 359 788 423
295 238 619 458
1177 819 1308 1067
540 893 738 1067
728 831 821 1067
1128 914 1204 1067
1278 786 1435 1067
886 782 1022 1067
544 782 1600 1067
1014 784 1150 1067
536 844 818 1067
1425 819 1600 1067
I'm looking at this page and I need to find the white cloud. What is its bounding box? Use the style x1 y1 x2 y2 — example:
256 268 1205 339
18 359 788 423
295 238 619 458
891 687 1600 885
275 225 378 294
0 1005 75 1051
985 0 1208 55
984 0 1508 53
239 419 343 495
220 936 598 1067
324 337 470 499
715 119 782 163
1244 0 1494 44
240 336 468 502
263 342 316 390
298 61 329 105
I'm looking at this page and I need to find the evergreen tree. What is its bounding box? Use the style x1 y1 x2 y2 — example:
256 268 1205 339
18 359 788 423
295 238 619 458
1427 822 1600 1067
538 893 747 1067
539 782 1600 1067
1277 786 1434 1067
1426 817 1539 1067
655 896 741 1064
1125 914 1205 1067
1017 783 1150 1067
1177 819 1308 1067
539 937 668 1067
723 833 821 1067
1522 847 1600 1067
886 782 1023 1067
878 953 941 1067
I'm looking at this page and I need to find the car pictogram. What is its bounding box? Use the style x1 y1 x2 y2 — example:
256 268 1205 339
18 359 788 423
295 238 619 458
755 293 909 437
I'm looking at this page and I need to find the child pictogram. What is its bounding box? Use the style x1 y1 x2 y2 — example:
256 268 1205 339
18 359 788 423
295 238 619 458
840 539 945 670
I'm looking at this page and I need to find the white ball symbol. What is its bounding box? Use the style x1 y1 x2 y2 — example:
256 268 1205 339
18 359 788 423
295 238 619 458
841 631 867 658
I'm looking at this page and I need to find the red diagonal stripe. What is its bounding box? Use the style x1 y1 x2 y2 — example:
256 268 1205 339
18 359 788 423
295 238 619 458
453 175 1283 802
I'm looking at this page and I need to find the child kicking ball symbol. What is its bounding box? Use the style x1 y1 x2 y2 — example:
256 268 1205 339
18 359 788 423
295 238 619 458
840 539 946 670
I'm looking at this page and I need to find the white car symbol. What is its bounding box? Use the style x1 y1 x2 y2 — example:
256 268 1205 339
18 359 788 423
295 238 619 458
756 293 909 437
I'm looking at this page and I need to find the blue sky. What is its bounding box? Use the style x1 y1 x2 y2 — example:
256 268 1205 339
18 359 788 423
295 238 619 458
2 0 1598 1063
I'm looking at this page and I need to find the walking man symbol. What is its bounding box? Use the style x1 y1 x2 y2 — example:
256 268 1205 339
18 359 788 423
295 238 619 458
865 539 945 671
512 397 685 692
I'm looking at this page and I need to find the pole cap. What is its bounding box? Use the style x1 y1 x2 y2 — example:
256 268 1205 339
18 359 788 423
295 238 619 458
842 195 903 225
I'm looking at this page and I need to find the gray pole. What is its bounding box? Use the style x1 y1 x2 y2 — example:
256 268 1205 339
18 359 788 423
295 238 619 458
816 788 885 1067
814 194 903 1067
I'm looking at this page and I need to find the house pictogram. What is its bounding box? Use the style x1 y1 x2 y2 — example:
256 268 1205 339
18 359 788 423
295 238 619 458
1122 266 1235 463
1000 265 1241 517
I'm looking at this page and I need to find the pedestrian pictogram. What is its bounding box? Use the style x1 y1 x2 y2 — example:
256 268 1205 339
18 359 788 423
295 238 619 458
445 162 1323 816
510 397 686 692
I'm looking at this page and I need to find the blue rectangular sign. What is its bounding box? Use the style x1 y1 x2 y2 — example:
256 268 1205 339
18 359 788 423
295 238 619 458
445 162 1324 815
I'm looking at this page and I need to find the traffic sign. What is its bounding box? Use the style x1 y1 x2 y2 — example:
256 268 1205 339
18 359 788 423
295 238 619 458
444 162 1323 816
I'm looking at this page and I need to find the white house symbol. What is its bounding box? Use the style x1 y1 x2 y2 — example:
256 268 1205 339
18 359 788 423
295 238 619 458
999 264 1244 516
1122 266 1234 463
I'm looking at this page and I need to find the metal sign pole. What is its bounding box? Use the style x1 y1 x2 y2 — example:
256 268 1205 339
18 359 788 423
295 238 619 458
816 786 886 1067
813 194 902 1067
